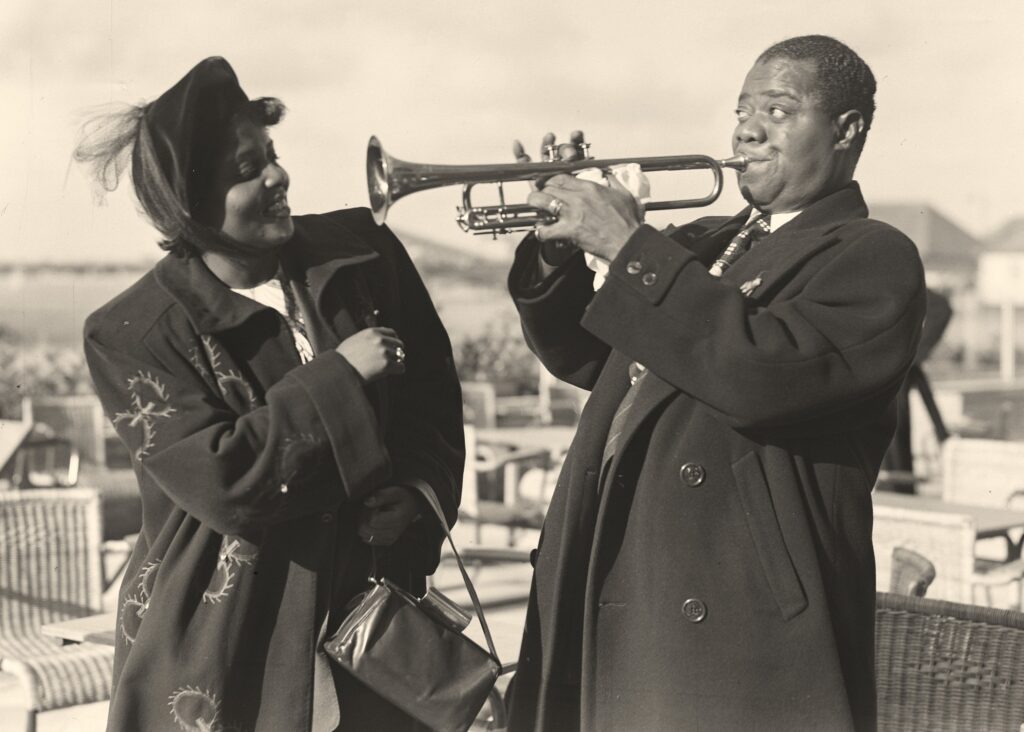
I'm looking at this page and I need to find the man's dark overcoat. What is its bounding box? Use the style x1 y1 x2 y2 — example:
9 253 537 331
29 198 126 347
84 208 464 731
506 184 926 732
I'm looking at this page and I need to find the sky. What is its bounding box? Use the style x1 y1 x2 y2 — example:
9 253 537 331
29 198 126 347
2 0 1022 263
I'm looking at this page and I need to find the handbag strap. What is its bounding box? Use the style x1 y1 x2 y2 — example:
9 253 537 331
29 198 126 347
407 479 500 662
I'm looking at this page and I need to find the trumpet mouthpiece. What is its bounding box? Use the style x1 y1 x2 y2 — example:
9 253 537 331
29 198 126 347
719 154 748 172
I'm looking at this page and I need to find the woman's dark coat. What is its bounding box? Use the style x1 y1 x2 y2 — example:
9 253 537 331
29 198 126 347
84 208 463 731
506 184 926 732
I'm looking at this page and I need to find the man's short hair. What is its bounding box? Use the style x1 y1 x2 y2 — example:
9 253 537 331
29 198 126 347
758 35 876 147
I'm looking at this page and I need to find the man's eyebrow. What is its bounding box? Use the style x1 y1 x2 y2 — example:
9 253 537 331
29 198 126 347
762 90 801 101
737 90 801 104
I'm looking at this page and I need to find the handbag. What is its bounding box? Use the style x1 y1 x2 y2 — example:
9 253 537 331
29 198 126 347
323 480 502 732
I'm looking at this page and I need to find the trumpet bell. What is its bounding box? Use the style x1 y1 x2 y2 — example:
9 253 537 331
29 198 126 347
367 136 392 225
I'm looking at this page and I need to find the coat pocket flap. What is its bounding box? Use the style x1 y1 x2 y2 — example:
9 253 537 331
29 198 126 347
732 451 808 620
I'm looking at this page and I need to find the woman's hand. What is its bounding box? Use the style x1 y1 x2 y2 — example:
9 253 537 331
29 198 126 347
335 327 406 382
358 485 421 546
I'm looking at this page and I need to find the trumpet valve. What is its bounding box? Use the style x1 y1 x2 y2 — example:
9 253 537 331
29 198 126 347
541 140 593 163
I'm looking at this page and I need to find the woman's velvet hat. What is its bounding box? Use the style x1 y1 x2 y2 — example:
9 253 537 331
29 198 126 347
132 57 249 241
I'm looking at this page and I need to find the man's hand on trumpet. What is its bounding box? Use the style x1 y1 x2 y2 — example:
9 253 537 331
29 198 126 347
532 174 643 263
513 131 643 264
512 132 582 270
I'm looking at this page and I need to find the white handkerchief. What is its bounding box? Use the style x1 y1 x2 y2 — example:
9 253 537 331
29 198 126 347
574 164 650 290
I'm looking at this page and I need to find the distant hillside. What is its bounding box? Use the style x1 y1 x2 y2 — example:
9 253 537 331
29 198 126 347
0 261 156 275
0 227 519 347
393 228 513 289
0 227 514 289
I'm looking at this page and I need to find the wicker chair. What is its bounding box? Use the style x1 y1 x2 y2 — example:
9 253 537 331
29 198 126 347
890 547 937 597
0 488 114 732
942 436 1024 561
463 382 499 429
874 503 1024 608
8 436 80 488
22 395 108 467
461 426 553 547
876 591 1024 731
941 437 1024 508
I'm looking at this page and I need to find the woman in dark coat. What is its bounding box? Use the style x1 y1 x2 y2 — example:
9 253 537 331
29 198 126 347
75 57 463 731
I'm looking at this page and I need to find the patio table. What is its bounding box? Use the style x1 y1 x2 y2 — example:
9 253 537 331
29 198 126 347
873 491 1024 540
41 612 116 647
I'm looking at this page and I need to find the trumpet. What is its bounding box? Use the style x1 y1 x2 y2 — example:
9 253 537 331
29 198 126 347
366 135 748 235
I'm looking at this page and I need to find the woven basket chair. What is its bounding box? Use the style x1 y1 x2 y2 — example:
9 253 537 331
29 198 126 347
0 488 114 732
22 395 108 467
890 547 937 597
461 426 553 546
941 437 1024 507
876 591 1024 731
942 437 1024 561
874 502 1024 608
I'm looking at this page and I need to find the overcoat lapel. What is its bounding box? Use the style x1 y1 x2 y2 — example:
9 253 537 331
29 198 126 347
667 214 747 268
722 183 870 300
284 215 393 431
722 226 840 300
598 215 748 479
154 215 385 399
601 371 676 486
599 183 871 484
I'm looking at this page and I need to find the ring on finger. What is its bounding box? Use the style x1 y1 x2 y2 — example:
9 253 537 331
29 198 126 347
546 198 564 217
395 346 406 364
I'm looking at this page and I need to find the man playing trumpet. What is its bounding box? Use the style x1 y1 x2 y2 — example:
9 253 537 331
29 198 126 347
505 35 924 731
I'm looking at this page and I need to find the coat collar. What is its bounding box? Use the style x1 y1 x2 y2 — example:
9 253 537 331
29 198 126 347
690 182 869 298
154 213 380 334
667 182 868 298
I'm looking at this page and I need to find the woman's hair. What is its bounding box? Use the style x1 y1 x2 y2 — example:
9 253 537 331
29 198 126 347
74 71 286 258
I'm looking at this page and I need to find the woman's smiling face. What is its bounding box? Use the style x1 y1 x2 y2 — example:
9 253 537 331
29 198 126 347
208 117 294 250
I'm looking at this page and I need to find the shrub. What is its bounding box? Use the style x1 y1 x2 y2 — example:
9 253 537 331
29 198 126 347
454 321 539 396
0 339 93 418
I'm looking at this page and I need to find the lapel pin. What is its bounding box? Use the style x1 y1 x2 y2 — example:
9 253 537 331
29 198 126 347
739 273 765 298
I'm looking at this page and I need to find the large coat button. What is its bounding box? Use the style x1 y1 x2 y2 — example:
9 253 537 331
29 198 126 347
626 260 643 275
679 462 707 487
641 272 658 286
682 598 707 623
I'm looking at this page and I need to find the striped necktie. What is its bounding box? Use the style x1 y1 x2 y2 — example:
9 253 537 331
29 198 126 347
709 214 771 277
601 361 648 468
601 213 772 468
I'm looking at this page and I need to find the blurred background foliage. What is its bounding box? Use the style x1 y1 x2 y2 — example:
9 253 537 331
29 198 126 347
0 318 543 419
0 330 94 418
454 320 539 397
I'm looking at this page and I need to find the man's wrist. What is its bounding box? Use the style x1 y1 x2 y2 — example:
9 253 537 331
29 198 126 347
602 223 642 263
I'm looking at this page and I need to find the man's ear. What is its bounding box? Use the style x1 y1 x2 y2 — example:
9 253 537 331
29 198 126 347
833 110 865 151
